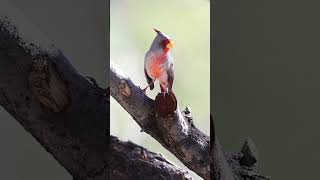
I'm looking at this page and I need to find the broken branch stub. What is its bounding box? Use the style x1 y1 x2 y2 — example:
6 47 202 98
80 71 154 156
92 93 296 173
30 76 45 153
155 91 177 117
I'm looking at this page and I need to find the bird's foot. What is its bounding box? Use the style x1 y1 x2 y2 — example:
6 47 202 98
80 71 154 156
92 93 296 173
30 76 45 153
161 91 168 98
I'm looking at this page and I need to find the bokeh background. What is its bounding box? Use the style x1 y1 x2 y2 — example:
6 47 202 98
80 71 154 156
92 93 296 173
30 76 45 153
214 0 320 179
110 0 210 179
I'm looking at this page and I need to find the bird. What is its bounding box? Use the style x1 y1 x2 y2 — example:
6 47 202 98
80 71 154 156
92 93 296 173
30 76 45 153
142 28 174 97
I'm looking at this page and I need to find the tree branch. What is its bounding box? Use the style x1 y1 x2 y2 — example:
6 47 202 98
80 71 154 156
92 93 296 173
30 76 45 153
0 14 192 180
0 15 108 180
110 135 192 180
110 64 271 180
110 63 211 179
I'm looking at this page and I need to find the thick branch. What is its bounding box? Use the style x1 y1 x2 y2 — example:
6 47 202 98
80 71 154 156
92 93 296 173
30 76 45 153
0 16 108 180
110 64 271 180
110 63 211 179
110 135 192 180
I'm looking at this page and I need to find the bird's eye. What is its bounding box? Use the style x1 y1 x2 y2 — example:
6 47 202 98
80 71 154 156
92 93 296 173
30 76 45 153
161 39 173 49
161 39 169 48
161 40 166 48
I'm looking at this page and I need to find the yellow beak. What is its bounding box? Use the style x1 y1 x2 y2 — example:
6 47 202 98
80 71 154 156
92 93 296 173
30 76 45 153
166 40 174 49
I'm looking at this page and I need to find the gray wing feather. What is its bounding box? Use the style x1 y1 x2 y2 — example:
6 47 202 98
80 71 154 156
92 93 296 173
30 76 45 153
144 68 154 90
167 63 174 92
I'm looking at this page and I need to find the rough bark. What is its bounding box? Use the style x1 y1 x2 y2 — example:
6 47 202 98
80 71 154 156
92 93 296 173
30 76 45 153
0 15 192 180
0 16 108 180
110 64 271 180
110 135 192 180
110 63 211 179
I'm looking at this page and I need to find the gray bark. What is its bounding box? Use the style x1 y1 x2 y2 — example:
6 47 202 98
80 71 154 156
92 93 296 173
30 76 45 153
110 64 270 180
0 16 108 180
110 64 211 179
110 135 192 180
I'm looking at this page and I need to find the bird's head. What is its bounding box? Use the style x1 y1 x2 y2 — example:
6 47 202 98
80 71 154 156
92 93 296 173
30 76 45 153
151 28 174 54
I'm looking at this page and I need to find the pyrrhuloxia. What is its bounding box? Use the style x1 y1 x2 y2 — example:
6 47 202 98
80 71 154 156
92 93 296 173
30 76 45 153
143 28 174 96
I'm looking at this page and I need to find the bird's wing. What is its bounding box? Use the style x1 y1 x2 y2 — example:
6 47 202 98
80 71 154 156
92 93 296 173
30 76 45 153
167 62 174 92
144 67 154 90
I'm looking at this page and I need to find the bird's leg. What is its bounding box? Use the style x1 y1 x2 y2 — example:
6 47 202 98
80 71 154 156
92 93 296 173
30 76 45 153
142 80 154 94
160 85 167 98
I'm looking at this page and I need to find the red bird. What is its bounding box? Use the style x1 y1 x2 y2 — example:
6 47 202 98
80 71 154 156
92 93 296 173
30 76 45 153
142 28 174 97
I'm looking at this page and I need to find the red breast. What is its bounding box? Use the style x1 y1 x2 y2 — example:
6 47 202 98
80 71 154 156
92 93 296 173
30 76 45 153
147 54 166 79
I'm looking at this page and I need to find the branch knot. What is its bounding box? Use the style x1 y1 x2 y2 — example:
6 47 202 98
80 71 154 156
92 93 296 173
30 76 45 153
28 55 70 112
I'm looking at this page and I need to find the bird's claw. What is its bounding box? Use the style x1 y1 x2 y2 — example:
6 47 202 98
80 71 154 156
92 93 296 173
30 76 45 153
162 91 168 98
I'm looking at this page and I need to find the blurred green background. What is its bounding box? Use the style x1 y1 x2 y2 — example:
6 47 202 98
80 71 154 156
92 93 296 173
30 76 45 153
214 0 320 179
110 0 210 179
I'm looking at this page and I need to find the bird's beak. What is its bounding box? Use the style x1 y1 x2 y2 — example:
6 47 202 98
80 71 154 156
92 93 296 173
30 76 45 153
166 40 174 49
153 28 160 34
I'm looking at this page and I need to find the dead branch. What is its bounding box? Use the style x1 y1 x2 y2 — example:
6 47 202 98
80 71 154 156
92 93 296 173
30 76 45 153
110 64 270 180
110 63 211 179
110 135 192 180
